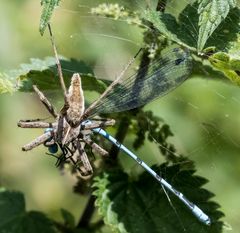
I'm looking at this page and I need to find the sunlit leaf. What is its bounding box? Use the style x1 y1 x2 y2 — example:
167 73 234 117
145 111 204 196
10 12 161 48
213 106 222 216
191 58 227 82
0 74 15 94
93 163 223 233
39 0 61 35
185 5 240 51
198 0 236 51
144 2 240 52
143 2 202 50
143 9 190 49
209 52 240 85
0 189 57 233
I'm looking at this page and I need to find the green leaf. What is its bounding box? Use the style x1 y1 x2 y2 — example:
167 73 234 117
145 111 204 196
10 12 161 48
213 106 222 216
191 58 228 82
143 2 201 51
39 0 61 35
209 52 240 85
176 2 240 51
61 208 75 228
228 34 240 58
198 7 240 51
0 189 57 233
143 9 191 49
144 2 240 52
5 57 107 93
93 163 223 233
198 0 236 51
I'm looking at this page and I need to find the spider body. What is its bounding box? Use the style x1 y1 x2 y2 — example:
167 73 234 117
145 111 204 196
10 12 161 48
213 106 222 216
18 74 115 176
18 23 122 177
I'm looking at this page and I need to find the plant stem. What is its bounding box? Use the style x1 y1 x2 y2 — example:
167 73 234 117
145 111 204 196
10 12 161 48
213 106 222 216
76 1 166 230
77 195 96 228
108 115 131 160
91 219 104 230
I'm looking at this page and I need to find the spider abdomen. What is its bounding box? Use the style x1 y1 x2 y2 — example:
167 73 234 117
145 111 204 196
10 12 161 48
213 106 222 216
66 73 85 127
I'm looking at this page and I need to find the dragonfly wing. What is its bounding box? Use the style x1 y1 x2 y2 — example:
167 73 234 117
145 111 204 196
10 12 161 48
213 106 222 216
90 44 192 115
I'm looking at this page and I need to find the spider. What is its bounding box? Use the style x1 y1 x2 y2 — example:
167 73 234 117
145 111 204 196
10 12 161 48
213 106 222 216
18 24 116 177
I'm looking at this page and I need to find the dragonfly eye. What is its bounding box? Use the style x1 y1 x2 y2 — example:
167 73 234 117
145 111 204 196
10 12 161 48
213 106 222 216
48 143 58 154
175 57 185 65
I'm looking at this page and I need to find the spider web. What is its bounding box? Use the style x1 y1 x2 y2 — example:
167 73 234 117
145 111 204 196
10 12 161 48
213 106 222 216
0 0 237 232
47 1 240 232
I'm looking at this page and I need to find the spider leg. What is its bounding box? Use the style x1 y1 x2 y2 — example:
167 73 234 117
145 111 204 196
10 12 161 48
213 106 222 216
84 137 108 157
62 125 71 145
76 140 93 176
33 85 58 118
90 117 114 122
18 118 46 122
19 85 58 150
83 48 142 118
79 120 111 157
22 131 53 151
57 114 65 143
47 24 74 146
48 24 67 96
18 120 56 129
82 119 115 130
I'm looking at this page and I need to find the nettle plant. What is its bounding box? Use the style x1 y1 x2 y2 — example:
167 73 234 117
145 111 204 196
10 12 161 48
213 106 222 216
1 0 240 233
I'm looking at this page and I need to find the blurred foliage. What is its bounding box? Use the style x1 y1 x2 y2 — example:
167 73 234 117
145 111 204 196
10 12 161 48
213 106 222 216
0 188 57 233
209 52 240 86
0 0 240 233
39 0 61 35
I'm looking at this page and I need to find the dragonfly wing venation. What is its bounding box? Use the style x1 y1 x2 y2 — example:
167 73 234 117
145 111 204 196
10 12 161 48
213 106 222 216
90 44 192 115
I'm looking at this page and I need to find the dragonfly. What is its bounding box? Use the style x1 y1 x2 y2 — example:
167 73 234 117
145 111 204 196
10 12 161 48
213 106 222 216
18 24 210 225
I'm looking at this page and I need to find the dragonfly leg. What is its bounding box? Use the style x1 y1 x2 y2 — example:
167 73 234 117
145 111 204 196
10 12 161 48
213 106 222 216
56 143 87 176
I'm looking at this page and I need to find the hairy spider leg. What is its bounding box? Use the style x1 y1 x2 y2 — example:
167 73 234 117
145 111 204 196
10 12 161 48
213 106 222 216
22 131 53 151
18 121 56 128
83 48 142 119
48 24 85 144
18 85 58 128
33 85 58 118
18 85 58 151
84 137 108 157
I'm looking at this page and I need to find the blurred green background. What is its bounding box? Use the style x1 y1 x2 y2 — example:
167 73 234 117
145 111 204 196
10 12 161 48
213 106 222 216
0 0 240 232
